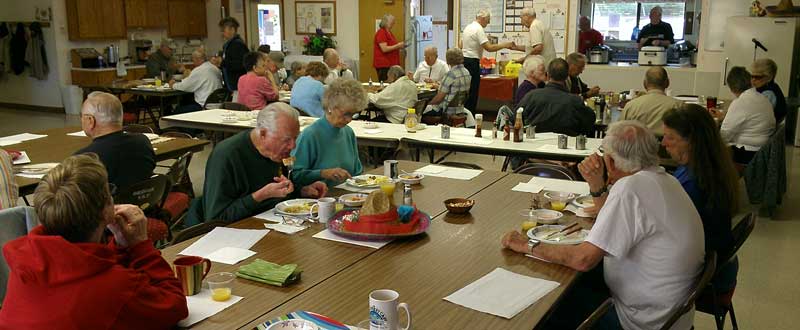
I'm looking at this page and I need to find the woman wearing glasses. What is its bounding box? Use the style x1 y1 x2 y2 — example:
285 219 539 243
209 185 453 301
291 78 367 187
750 58 787 124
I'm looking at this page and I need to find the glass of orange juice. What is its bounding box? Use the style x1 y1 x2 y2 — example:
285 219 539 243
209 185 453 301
207 272 235 302
379 180 396 202
546 192 573 211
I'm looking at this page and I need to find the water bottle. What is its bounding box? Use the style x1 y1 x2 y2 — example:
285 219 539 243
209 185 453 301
368 77 373 87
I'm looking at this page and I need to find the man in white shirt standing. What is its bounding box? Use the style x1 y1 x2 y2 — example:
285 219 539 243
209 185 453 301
171 49 223 113
412 46 449 84
502 120 705 330
323 48 355 85
712 66 776 164
461 8 515 114
514 6 556 87
369 65 418 124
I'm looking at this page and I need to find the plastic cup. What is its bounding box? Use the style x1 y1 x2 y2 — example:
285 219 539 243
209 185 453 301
380 181 396 200
206 272 235 302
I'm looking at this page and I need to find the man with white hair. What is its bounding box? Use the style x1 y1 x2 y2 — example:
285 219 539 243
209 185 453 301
461 8 515 113
412 46 449 84
514 55 546 105
170 49 223 113
502 120 705 330
75 92 155 189
323 48 354 84
637 6 674 49
369 65 418 124
514 7 556 68
185 102 328 225
566 52 600 99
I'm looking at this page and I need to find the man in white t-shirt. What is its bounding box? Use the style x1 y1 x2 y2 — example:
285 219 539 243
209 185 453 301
411 46 449 84
461 8 515 114
514 7 556 67
502 120 705 330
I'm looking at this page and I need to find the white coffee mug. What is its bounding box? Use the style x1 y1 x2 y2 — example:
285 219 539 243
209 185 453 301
369 289 411 330
309 197 336 223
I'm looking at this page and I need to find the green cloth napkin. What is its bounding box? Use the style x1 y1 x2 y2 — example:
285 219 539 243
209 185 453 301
236 259 302 287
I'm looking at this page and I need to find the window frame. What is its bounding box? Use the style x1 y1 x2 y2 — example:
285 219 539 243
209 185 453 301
588 1 687 42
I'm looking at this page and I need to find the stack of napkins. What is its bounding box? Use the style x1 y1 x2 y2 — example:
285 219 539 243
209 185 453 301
236 259 302 287
444 268 560 319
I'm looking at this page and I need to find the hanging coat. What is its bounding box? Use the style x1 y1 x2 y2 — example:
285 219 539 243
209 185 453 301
9 23 27 75
0 23 9 77
24 22 48 80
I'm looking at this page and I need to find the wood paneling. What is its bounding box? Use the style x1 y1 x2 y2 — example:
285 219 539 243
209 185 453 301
358 1 406 82
66 0 126 40
126 0 168 28
167 0 208 37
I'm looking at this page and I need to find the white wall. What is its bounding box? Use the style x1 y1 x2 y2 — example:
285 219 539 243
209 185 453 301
281 0 359 61
0 0 64 108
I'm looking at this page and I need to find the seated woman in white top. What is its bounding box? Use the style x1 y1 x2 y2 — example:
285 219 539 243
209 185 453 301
713 66 776 164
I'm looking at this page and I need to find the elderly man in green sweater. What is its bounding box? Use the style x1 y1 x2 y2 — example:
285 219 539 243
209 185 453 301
185 103 328 225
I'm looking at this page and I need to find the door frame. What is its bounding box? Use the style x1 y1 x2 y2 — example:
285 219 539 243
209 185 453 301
247 0 286 51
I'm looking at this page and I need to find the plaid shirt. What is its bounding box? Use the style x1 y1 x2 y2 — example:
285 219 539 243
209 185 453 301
437 64 471 112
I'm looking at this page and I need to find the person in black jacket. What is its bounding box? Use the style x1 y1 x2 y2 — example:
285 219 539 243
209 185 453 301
75 92 155 190
750 58 787 124
219 17 249 97
518 58 596 136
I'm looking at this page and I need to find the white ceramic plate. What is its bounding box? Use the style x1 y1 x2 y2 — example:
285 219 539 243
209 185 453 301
275 199 318 216
339 193 368 207
398 173 424 185
519 208 563 224
346 175 391 188
572 195 595 208
527 224 589 245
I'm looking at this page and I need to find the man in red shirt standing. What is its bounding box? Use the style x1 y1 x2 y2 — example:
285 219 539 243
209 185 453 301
578 16 604 55
373 14 405 82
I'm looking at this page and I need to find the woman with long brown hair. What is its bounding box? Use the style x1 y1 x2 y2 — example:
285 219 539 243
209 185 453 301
662 103 740 290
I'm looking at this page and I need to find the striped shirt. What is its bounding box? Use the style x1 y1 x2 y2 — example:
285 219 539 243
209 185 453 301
437 64 472 112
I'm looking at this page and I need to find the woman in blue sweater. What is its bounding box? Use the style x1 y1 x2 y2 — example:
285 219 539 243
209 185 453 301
291 78 367 187
661 104 741 291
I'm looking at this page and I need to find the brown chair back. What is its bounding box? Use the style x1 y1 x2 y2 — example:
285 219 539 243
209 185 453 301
124 124 155 134
659 251 717 330
113 174 169 212
203 88 232 109
221 102 251 111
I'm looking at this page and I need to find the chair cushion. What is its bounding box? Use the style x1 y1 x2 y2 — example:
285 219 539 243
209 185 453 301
147 217 169 242
163 192 191 219
123 112 138 124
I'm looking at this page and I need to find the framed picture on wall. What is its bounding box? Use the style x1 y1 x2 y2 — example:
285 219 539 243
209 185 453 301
295 1 337 35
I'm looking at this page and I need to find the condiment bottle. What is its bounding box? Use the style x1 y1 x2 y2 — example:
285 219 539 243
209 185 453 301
513 108 523 142
403 184 413 206
404 108 418 133
474 114 483 137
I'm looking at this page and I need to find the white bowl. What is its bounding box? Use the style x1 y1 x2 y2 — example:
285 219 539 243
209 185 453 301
398 173 424 185
266 319 319 330
519 209 563 224
339 193 368 207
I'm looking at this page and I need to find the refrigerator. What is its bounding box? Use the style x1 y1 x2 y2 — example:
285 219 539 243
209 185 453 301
718 16 800 145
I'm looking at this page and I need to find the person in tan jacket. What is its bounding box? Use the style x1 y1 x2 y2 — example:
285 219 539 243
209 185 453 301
620 66 683 136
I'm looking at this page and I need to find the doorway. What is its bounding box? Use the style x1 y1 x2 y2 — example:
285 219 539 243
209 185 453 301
247 0 284 51
358 1 405 82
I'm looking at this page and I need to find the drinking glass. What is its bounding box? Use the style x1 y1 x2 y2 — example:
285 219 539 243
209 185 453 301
207 272 235 302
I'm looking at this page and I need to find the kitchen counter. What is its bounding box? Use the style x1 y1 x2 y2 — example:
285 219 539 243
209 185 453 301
581 62 716 96
587 62 696 72
71 62 194 72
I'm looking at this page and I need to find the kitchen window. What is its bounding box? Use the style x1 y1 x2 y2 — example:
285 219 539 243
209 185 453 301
588 1 686 41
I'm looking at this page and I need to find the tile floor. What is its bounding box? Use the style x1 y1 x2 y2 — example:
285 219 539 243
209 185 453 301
2 107 799 329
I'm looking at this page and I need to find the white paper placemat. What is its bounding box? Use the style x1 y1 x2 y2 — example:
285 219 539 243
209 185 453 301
334 182 380 193
179 227 270 257
511 182 544 194
313 229 392 249
11 151 31 165
430 136 494 145
67 131 87 137
178 289 244 327
264 223 308 235
415 165 482 181
363 128 384 135
205 247 257 265
0 133 47 146
528 177 590 195
253 209 284 223
443 268 560 319
535 144 595 156
16 173 46 179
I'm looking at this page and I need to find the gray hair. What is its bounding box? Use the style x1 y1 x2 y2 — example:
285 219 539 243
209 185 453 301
83 92 123 125
387 65 406 80
476 8 491 19
323 78 369 112
726 66 752 94
602 120 660 173
322 48 338 63
191 49 207 61
256 102 299 132
290 61 305 72
522 55 545 76
520 7 537 18
751 58 777 80
423 46 438 56
445 48 464 66
379 14 395 28
566 52 587 65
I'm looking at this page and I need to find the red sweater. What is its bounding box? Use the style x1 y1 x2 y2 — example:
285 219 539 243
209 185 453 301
0 226 188 330
373 28 400 69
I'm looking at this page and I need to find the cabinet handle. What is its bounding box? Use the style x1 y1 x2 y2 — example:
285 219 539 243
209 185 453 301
723 57 729 86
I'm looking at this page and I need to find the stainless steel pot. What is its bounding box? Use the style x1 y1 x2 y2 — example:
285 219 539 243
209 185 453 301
105 44 119 66
588 45 610 64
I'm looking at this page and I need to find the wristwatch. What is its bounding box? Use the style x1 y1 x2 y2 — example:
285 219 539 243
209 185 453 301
590 185 607 197
528 239 540 254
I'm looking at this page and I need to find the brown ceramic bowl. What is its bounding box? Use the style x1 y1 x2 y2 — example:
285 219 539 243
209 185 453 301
444 198 475 214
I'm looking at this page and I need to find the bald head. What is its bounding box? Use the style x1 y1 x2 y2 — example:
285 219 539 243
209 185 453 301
644 66 669 90
322 48 340 68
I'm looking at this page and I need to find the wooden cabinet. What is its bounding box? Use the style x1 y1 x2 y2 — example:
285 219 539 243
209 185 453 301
71 68 148 87
66 0 127 40
125 0 168 28
167 0 208 38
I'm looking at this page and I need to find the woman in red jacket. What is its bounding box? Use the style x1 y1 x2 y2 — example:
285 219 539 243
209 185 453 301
373 14 405 82
0 154 188 330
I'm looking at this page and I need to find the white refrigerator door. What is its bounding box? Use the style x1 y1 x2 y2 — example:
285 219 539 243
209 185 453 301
718 17 798 100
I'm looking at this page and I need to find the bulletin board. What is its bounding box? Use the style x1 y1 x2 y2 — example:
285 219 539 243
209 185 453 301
459 0 570 59
295 1 337 35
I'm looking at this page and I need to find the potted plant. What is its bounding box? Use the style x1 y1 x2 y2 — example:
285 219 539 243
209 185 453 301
303 28 337 56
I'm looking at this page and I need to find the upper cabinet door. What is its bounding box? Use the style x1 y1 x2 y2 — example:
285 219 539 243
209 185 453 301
67 0 127 40
168 0 208 38
126 0 168 28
